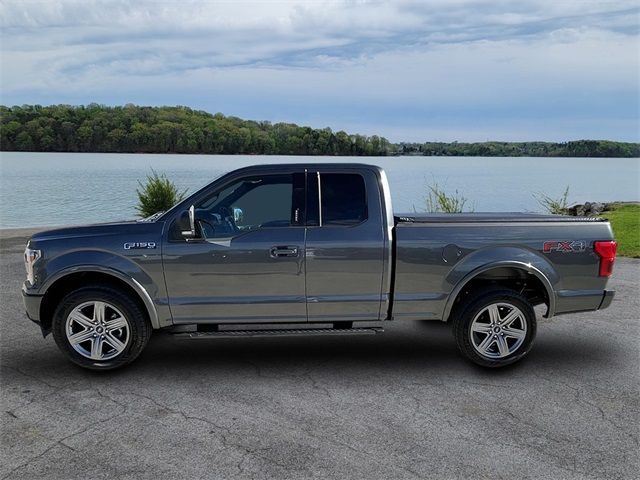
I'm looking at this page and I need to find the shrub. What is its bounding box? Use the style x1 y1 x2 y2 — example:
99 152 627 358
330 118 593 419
425 182 473 213
136 170 187 218
534 185 570 215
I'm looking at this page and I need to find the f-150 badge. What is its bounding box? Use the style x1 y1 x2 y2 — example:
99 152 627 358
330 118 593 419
124 242 157 250
543 240 586 253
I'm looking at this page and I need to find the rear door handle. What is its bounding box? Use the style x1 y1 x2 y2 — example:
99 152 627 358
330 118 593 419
270 245 299 258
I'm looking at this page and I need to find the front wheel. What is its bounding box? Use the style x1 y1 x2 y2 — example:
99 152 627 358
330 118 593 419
52 286 152 370
452 288 537 368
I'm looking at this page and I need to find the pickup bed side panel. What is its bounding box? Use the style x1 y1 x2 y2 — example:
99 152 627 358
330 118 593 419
393 221 614 321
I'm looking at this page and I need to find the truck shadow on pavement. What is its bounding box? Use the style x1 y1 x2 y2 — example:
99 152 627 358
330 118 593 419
111 319 616 380
3 319 616 386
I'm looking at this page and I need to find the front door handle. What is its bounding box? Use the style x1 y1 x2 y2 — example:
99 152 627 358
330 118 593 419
270 245 299 258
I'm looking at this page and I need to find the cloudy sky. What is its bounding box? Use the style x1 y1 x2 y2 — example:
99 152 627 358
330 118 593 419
1 0 638 142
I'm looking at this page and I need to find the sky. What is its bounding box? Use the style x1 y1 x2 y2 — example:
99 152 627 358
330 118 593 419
1 0 639 142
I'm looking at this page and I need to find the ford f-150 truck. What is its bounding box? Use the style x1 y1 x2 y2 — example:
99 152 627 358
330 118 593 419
22 164 617 370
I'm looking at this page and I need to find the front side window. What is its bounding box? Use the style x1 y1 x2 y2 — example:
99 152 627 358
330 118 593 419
320 173 368 226
194 174 296 239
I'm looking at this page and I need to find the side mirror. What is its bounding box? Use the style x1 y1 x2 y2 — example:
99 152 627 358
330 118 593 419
179 205 196 238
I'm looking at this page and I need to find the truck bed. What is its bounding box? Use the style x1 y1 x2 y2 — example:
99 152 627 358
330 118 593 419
395 212 606 223
391 212 614 322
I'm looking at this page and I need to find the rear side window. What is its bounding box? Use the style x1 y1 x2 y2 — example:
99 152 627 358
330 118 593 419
320 173 367 226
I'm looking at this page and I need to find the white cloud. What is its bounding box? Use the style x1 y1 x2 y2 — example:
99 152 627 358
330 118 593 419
1 0 638 141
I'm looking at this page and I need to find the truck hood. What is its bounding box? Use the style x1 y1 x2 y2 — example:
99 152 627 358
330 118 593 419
30 220 163 243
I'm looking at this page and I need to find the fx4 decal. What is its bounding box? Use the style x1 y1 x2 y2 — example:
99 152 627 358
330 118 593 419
543 240 586 253
124 242 157 250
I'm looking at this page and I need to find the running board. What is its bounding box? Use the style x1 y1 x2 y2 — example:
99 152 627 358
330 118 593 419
172 327 384 339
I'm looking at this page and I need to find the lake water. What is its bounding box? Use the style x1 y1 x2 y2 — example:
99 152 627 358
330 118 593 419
0 152 638 229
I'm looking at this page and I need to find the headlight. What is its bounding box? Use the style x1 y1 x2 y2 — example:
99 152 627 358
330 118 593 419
24 247 41 285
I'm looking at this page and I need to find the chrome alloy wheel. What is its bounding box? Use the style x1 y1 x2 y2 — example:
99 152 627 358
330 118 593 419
65 301 130 361
470 302 527 359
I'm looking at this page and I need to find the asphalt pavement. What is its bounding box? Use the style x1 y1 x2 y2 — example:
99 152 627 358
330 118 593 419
1 228 638 479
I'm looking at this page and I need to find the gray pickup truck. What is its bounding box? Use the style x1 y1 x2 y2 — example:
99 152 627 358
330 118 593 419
22 163 617 370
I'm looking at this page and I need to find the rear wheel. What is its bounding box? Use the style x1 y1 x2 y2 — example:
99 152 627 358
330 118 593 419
452 288 537 367
52 286 152 370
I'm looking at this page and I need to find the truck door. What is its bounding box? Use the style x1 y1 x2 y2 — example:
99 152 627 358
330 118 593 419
162 171 307 324
304 169 387 322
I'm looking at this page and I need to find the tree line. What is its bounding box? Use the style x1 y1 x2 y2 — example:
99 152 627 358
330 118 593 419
397 140 639 158
0 104 392 156
1 104 638 157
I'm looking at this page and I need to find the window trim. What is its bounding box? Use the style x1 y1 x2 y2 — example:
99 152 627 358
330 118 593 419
311 171 369 228
317 171 323 227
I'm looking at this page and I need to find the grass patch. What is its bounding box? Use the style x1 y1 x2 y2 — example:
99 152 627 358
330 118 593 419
600 203 640 258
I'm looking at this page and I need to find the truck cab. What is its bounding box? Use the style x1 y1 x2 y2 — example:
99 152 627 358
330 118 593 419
162 164 393 325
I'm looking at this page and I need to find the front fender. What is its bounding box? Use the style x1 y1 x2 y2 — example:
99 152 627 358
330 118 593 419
441 246 558 321
36 250 162 328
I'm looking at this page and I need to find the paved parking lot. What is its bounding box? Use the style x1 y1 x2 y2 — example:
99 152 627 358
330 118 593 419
1 229 638 479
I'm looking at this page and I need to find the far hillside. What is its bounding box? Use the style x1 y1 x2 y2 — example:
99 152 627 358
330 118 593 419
1 104 638 157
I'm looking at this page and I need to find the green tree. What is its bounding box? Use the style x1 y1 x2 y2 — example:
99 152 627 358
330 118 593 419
136 170 187 218
15 131 34 150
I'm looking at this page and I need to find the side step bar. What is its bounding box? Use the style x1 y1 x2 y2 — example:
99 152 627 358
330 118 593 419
172 327 384 339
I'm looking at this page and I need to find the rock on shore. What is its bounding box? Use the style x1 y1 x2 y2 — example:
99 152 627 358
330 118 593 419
567 202 607 216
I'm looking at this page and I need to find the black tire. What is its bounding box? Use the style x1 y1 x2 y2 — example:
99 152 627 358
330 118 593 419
52 286 152 371
452 288 537 368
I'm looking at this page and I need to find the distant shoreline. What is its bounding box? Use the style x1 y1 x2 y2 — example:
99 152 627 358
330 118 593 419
2 104 639 158
2 151 639 159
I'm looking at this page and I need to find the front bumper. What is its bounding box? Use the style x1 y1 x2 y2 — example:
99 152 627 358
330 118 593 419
23 284 52 337
22 284 43 323
598 289 615 310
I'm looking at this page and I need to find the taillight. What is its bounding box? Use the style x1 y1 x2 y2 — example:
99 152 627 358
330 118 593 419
594 241 617 277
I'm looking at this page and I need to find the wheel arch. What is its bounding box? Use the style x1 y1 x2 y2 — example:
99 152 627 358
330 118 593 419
39 267 160 334
443 260 556 322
